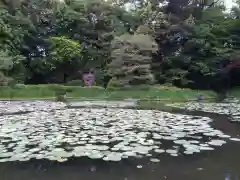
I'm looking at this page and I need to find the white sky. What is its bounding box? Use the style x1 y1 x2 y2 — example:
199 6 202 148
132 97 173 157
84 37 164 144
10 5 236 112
103 0 237 11
123 0 237 10
224 0 237 9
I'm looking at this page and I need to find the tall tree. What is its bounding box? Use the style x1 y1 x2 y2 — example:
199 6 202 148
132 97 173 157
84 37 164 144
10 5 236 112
108 25 158 86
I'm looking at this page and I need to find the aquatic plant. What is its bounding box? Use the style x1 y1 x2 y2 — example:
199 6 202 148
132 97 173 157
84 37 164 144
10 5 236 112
168 98 240 122
0 103 239 163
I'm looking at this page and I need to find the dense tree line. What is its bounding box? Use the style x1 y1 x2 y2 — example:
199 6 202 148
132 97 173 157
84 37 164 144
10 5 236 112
0 0 240 89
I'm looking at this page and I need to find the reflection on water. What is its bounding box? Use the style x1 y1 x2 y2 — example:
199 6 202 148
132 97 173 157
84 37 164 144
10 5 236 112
0 109 240 180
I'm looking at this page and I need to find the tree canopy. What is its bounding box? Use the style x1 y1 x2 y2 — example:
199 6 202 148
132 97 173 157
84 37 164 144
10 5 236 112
0 0 240 89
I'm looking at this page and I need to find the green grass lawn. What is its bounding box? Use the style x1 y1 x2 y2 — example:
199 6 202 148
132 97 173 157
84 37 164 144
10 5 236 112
0 84 216 102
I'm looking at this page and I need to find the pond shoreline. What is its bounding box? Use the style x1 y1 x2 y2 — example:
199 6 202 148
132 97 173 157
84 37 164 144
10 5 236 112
0 85 215 101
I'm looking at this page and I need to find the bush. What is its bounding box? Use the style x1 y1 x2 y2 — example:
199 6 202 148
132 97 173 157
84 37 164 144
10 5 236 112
65 80 83 86
153 85 183 91
107 78 153 92
94 70 105 86
7 79 18 88
107 77 126 88
0 72 12 86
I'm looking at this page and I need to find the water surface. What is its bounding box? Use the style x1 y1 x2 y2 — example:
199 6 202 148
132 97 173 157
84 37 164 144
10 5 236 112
0 108 240 180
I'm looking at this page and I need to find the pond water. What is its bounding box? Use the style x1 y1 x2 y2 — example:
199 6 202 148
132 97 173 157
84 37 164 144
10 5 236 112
0 101 240 180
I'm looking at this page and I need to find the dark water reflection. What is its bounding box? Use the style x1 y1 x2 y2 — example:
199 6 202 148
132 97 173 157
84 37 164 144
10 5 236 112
1 110 240 180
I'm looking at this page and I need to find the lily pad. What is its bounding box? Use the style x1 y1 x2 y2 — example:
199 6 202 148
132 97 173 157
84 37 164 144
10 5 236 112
103 153 122 162
208 140 226 146
150 158 160 163
154 149 165 153
230 138 240 142
166 149 178 154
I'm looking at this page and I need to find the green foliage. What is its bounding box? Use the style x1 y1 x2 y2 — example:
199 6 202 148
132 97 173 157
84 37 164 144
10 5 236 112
109 26 158 87
0 50 13 70
0 0 240 90
0 71 11 86
47 36 82 83
48 36 82 62
65 80 83 86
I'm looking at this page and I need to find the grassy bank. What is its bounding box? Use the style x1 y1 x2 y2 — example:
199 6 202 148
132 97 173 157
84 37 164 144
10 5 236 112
0 84 216 101
229 87 240 98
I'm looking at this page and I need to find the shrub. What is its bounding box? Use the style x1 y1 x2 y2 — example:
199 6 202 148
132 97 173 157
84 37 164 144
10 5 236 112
94 70 105 86
107 77 126 88
65 80 83 86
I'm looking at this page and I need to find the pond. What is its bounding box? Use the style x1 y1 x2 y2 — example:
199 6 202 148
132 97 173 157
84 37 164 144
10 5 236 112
0 100 240 180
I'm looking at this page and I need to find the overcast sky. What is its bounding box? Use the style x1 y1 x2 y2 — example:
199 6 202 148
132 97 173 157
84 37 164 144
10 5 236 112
105 0 237 11
224 0 237 9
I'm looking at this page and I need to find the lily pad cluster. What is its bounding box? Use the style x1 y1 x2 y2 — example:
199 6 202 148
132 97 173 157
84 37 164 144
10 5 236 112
68 100 137 108
168 98 240 122
0 107 238 163
0 101 66 115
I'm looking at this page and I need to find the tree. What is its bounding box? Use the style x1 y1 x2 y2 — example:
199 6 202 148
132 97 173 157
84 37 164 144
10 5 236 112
48 36 82 83
0 0 240 90
108 25 158 87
